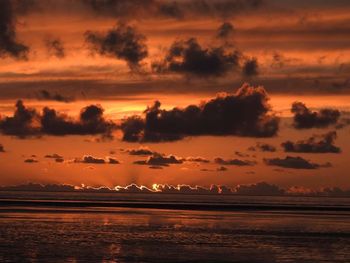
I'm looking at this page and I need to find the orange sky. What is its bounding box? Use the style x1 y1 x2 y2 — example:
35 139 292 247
0 0 350 191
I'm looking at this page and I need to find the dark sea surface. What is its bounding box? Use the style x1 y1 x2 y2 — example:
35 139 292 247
0 191 350 263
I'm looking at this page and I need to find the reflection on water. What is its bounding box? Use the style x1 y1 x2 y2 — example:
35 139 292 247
0 206 350 263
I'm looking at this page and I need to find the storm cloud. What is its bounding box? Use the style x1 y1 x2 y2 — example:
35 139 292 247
291 102 340 129
282 131 341 153
85 22 148 70
121 84 279 142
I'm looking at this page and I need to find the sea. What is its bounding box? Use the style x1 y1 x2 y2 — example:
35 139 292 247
0 191 349 263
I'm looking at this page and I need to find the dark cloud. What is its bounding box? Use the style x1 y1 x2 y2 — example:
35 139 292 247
233 182 285 196
291 102 340 129
185 157 210 163
44 153 64 162
24 158 39 163
44 153 63 159
242 57 259 77
152 38 241 78
282 131 341 153
0 100 40 137
248 142 276 152
134 153 183 167
75 155 119 164
41 104 115 137
0 144 5 152
217 166 228 172
126 147 158 156
0 101 115 138
85 22 148 70
0 0 29 59
36 90 73 103
45 37 65 59
121 84 279 142
217 22 235 39
83 0 264 19
115 184 153 193
264 156 330 169
214 157 255 166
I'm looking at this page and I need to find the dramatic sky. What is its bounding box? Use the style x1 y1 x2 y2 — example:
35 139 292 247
0 0 350 192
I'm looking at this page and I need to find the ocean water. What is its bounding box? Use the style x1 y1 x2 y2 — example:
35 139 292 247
0 192 350 263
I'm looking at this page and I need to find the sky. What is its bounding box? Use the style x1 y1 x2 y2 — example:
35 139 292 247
0 0 350 193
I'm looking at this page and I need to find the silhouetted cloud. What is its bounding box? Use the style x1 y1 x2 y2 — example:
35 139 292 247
248 142 276 152
214 157 255 166
126 147 159 156
85 22 148 70
0 0 29 59
185 157 210 163
2 182 350 197
152 38 241 78
0 101 115 138
75 155 119 164
36 90 73 103
291 102 340 129
217 22 234 39
282 131 341 153
24 158 39 163
233 182 285 196
44 153 64 162
121 84 279 142
45 37 65 58
134 153 183 167
264 156 330 169
0 100 40 137
242 57 259 77
41 104 115 136
0 144 5 152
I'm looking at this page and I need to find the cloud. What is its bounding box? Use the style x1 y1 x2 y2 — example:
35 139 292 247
185 157 210 163
36 90 73 103
115 184 153 193
214 157 255 166
41 104 115 137
291 102 340 129
85 22 148 70
24 158 39 163
264 156 330 169
134 153 183 167
248 142 276 152
152 38 241 78
45 37 65 59
282 131 341 153
75 155 119 164
242 57 259 77
126 147 158 156
0 0 29 59
83 0 263 19
44 153 64 162
217 166 228 172
233 182 285 196
0 100 40 137
0 144 5 152
0 101 116 138
121 84 279 142
217 22 235 39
